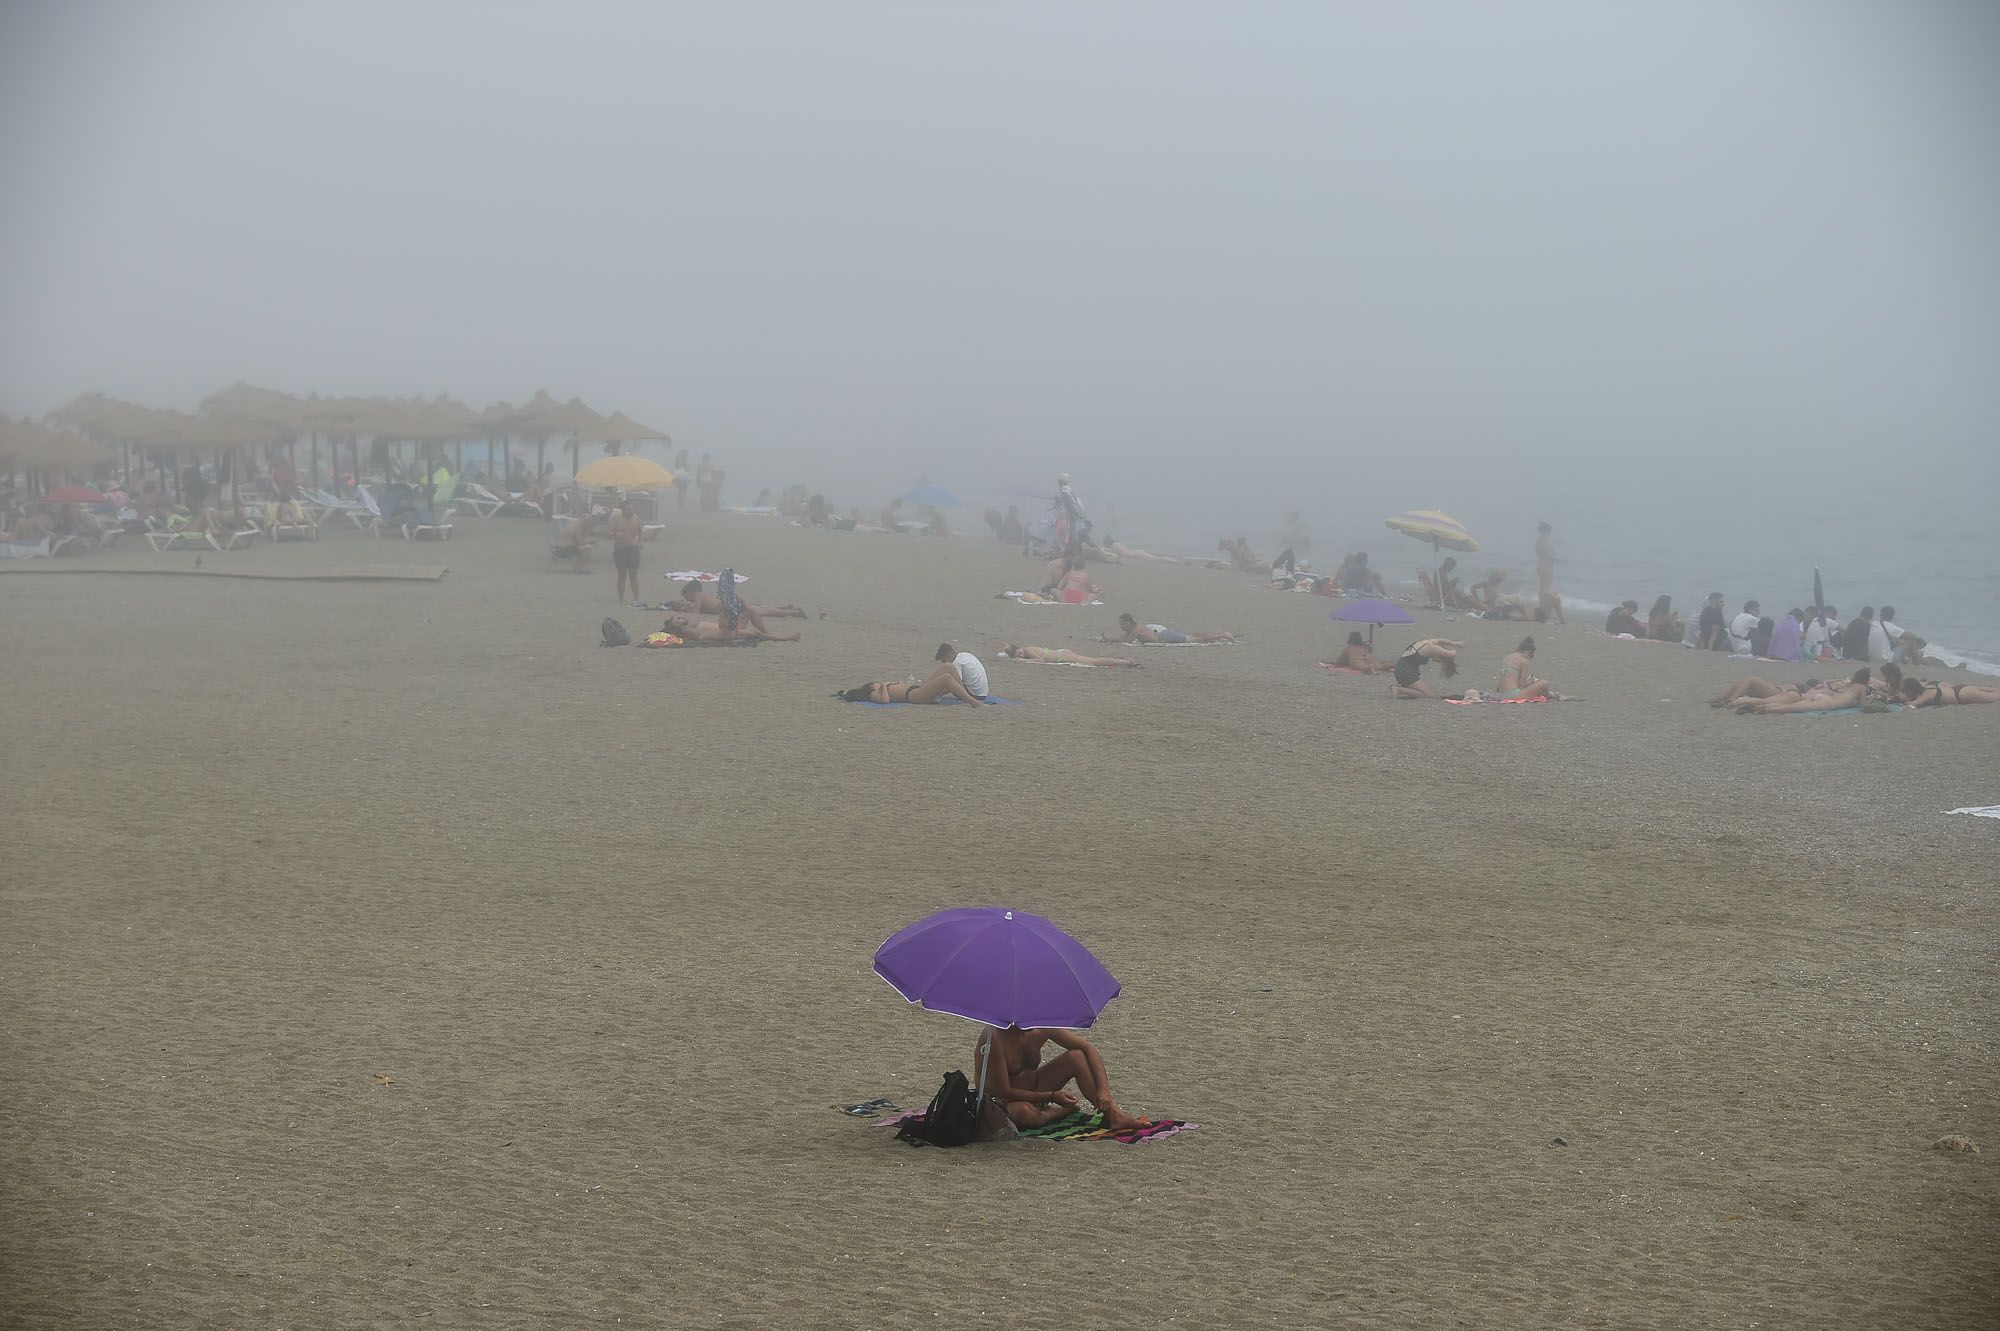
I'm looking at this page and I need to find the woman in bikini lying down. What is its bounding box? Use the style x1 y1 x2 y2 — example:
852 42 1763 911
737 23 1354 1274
1735 669 1872 714
834 662 990 705
998 644 1139 668
1900 677 2000 708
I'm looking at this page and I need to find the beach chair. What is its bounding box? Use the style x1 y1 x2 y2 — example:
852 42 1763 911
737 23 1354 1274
451 483 505 519
401 511 452 541
145 526 202 552
302 488 368 526
209 522 259 551
264 503 318 541
352 486 387 536
87 513 126 549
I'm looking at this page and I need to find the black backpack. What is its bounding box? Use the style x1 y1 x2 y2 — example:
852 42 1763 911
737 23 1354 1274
600 617 631 647
896 1070 981 1148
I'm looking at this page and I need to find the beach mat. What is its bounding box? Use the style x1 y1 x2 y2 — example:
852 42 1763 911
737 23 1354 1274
1316 663 1369 674
1444 696 1580 705
1946 805 2000 819
878 1109 1195 1144
850 696 1022 708
998 591 1102 606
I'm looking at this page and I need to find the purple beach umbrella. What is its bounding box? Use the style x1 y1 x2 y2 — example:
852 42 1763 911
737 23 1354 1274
873 907 1121 1031
1330 597 1416 647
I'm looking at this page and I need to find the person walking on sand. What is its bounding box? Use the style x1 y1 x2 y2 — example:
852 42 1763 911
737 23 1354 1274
610 501 644 604
974 1024 1146 1131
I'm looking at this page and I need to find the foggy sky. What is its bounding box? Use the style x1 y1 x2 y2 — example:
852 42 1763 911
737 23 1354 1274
3 0 1996 536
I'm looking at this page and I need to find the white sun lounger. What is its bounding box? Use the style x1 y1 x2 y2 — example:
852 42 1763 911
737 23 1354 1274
451 483 505 519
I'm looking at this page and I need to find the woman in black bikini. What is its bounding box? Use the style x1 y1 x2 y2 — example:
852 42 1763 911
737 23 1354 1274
1390 638 1462 699
1900 678 2000 708
835 663 989 705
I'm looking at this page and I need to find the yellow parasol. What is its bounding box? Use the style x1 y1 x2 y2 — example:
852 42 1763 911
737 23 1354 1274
1385 509 1478 607
574 454 675 489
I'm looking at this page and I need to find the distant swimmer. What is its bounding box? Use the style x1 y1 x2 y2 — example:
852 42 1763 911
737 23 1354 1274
1389 638 1462 699
1105 614 1238 644
998 644 1139 668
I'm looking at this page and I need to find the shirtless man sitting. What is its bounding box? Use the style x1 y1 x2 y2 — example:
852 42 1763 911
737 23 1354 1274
975 1024 1145 1132
662 613 801 644
672 579 805 622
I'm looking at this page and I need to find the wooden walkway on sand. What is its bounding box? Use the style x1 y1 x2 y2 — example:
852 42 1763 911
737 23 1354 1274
0 564 448 583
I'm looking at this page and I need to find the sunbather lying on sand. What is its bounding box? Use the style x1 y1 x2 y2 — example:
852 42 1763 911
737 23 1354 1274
663 614 800 643
1102 537 1184 564
1711 674 1823 707
1734 669 1871 713
976 1025 1146 1131
1900 678 2000 708
1104 614 1238 644
833 661 988 704
1326 632 1394 673
672 580 805 623
998 644 1139 668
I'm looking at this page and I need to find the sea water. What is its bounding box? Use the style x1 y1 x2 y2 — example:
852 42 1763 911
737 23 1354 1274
1098 470 2000 676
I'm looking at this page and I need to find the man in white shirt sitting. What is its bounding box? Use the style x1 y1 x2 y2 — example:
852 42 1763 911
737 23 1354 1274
936 642 989 700
1729 600 1762 652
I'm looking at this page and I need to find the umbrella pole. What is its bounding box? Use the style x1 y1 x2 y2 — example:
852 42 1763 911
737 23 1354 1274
975 1028 994 1114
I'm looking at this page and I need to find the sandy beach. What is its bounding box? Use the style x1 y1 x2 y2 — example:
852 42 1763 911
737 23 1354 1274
2 513 1996 1329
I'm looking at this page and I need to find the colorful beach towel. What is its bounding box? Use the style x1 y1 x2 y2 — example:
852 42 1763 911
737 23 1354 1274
1444 695 1577 705
999 591 1103 606
877 1109 1195 1144
850 696 1023 708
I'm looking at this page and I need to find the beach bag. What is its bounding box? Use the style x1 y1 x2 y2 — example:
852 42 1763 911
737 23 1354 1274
600 617 631 647
896 1070 981 1148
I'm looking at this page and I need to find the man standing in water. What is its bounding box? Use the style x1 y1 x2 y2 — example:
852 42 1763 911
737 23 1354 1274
610 501 644 604
1534 521 1565 622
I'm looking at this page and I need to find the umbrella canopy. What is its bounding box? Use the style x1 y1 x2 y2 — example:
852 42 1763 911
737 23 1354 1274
570 412 669 447
1384 509 1478 552
1330 599 1415 626
44 485 107 504
574 454 675 489
904 484 961 508
873 907 1121 1030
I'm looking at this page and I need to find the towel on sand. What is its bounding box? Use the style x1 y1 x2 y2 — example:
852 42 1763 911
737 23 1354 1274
1947 805 2000 818
850 696 1022 708
999 591 1103 606
1316 662 1369 675
877 1109 1195 1144
666 569 749 583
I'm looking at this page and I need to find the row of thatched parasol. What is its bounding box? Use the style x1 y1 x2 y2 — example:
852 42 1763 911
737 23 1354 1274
6 383 671 486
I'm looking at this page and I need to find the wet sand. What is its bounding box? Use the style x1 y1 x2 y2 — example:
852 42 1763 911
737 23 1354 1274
3 513 1996 1329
